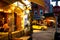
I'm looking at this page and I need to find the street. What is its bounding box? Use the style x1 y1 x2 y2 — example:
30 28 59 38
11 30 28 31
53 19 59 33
0 0 60 40
32 28 55 40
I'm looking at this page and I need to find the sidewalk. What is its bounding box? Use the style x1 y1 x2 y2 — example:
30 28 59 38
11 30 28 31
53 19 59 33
0 30 24 40
12 36 30 40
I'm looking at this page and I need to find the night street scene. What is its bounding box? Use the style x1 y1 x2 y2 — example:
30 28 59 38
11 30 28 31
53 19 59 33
0 0 60 40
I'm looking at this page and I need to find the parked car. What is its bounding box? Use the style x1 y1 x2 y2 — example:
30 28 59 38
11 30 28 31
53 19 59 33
32 25 47 30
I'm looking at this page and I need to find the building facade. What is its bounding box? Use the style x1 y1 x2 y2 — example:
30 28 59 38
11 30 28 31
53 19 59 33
31 2 45 20
44 0 50 13
53 6 60 28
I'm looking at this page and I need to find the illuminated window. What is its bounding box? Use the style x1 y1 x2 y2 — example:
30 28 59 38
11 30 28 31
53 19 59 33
40 9 43 15
34 11 37 15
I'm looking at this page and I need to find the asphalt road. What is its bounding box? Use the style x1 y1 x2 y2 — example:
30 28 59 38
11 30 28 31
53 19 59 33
32 28 55 40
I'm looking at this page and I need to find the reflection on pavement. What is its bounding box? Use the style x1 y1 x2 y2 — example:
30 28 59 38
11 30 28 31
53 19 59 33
33 30 41 32
33 28 55 33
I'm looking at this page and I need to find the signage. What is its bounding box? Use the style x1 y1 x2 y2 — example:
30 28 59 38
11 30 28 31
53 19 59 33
53 6 60 13
52 0 60 1
53 6 60 16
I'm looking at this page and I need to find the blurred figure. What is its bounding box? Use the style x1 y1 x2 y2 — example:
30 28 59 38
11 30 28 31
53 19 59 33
0 21 3 26
3 22 9 32
0 21 4 32
39 20 44 26
38 20 42 25
50 22 55 28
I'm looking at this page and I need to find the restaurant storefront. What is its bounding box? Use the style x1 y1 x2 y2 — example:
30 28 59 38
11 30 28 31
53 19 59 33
0 1 31 39
0 3 27 40
0 4 25 32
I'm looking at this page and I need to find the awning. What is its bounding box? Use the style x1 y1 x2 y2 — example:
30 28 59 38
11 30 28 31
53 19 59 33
1 0 45 8
0 0 24 13
1 0 26 5
28 0 45 8
1 0 45 7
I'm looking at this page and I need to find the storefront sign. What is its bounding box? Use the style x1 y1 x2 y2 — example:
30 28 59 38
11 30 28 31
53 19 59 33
53 6 60 13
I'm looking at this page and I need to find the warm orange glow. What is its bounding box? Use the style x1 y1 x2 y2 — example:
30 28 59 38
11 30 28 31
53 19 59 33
46 19 50 22
21 25 24 27
3 17 4 20
27 7 31 10
8 10 11 13
13 2 17 6
26 9 29 13
0 9 3 12
4 9 11 13
10 6 15 10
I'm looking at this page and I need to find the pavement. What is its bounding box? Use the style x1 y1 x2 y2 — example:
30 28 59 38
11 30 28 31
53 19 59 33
0 33 30 40
0 30 31 40
32 31 54 40
12 36 30 40
19 36 30 40
32 28 55 40
0 27 57 40
12 27 55 40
